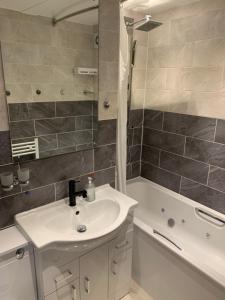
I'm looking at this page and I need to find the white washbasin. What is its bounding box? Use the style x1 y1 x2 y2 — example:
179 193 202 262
15 184 137 250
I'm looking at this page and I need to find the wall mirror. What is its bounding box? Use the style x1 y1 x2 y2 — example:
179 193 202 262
0 0 99 162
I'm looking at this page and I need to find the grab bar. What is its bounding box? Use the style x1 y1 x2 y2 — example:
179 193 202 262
195 208 225 227
153 229 182 251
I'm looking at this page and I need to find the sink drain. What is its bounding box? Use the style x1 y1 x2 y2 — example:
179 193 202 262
77 224 87 233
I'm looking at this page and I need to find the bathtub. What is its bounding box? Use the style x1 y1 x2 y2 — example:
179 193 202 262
127 177 225 300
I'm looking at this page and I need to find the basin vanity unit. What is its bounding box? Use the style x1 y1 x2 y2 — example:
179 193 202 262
15 184 137 300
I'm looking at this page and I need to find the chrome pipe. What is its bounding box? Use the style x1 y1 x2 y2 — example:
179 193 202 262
53 5 99 25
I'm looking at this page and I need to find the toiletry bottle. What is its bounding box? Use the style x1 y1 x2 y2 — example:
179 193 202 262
86 177 95 202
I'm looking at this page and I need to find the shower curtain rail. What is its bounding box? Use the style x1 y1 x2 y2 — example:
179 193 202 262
52 5 99 25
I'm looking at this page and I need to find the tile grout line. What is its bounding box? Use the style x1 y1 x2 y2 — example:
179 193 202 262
161 111 164 130
206 165 210 186
183 136 187 156
142 143 210 167
213 118 218 142
142 160 225 195
143 124 225 146
0 166 117 200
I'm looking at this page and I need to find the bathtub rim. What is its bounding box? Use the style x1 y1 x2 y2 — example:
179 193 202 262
127 176 225 224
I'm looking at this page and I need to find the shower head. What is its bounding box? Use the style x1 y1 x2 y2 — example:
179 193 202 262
136 15 162 31
126 15 162 32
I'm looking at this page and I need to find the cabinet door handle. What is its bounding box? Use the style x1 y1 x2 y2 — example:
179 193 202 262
84 276 90 294
55 270 73 285
112 260 117 275
115 240 129 249
71 285 77 300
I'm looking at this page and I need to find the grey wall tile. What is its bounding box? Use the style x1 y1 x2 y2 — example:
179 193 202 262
126 164 132 180
94 167 115 187
35 117 75 135
185 137 225 169
180 177 225 214
40 146 76 158
0 184 55 228
144 109 163 130
128 109 143 128
10 120 35 139
215 119 225 144
142 145 160 166
76 143 93 151
56 101 92 117
75 116 92 130
160 151 209 184
8 103 29 121
133 127 142 145
94 119 116 146
58 130 93 149
9 102 56 121
94 144 116 170
28 102 55 119
58 132 75 148
143 128 185 155
163 112 216 141
0 131 11 165
38 134 57 152
93 101 98 116
208 166 225 193
127 128 133 146
127 145 141 163
141 162 181 192
55 167 115 201
74 130 92 145
22 149 93 190
93 116 98 130
131 161 141 178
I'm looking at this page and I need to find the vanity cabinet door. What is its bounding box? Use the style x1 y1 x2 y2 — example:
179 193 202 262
108 230 133 300
45 279 80 300
108 248 132 300
43 259 79 296
80 244 108 300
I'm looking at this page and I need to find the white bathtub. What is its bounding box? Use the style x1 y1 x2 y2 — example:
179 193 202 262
127 177 225 300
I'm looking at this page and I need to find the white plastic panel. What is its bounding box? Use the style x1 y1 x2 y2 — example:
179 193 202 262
109 248 132 300
132 226 225 300
0 248 36 300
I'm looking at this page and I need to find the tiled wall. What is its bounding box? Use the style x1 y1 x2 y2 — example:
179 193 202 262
127 109 143 180
142 109 225 215
145 0 225 119
8 101 97 159
0 8 98 103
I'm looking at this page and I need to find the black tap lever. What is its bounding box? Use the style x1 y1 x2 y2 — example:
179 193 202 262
68 180 87 207
69 180 76 207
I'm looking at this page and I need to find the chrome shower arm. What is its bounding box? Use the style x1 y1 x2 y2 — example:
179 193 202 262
126 15 151 27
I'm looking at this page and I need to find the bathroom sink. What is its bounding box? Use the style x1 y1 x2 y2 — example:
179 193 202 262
15 184 137 251
44 199 120 234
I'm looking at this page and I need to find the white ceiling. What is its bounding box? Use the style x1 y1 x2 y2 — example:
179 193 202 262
0 0 99 25
123 0 201 14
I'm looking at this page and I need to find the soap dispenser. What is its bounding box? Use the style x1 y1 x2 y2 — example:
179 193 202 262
86 177 95 202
